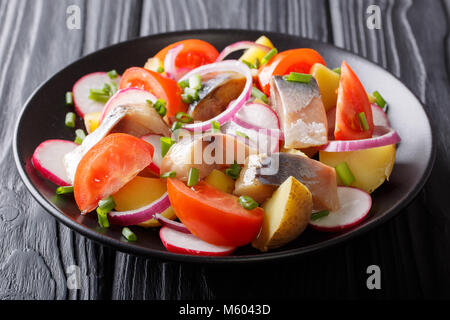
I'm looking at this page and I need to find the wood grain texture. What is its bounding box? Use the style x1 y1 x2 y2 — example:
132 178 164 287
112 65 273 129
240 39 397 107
0 0 449 300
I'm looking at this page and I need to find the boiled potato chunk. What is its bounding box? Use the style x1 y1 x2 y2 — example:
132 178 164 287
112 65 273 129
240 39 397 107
113 176 176 227
83 112 101 134
310 63 340 112
319 144 396 193
144 57 163 72
205 169 235 194
239 35 275 65
252 176 313 252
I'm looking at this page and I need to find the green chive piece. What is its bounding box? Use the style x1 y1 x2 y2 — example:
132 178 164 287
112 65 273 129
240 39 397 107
261 48 278 65
242 60 255 69
161 137 175 157
146 99 153 106
189 74 202 90
107 70 118 79
358 112 370 131
373 91 387 109
238 195 259 210
75 129 86 143
171 121 183 132
65 92 73 106
184 87 199 101
210 120 221 133
65 112 76 128
97 210 110 228
88 89 110 103
176 112 194 123
178 79 189 89
225 162 242 180
251 86 269 104
187 167 200 187
253 59 260 69
56 186 74 195
335 162 356 186
157 66 165 73
97 196 116 216
283 72 313 84
181 93 194 104
153 99 167 117
333 67 341 75
311 210 330 221
122 227 137 242
161 171 177 178
235 131 249 139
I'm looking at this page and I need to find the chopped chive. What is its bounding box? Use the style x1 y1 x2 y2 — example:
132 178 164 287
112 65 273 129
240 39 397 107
311 210 330 221
372 91 387 109
65 112 76 128
358 112 370 131
283 72 313 84
88 90 110 103
56 186 74 195
153 99 167 117
235 131 249 139
188 74 202 90
333 67 341 75
122 227 137 241
253 58 260 69
97 210 110 228
161 137 175 157
107 70 118 79
251 86 269 104
261 48 278 65
210 120 221 133
238 195 259 210
97 196 116 216
65 92 73 106
242 60 255 69
335 162 355 186
146 99 153 106
157 66 165 73
181 93 194 104
74 129 86 145
184 87 199 101
171 121 183 132
161 171 177 178
178 79 189 89
176 112 194 123
187 168 200 187
225 161 242 180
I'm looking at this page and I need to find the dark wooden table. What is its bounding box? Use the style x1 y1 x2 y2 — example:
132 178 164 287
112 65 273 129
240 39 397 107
1 0 449 300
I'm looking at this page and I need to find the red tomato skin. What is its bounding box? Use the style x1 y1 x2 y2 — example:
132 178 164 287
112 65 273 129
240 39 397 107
74 133 154 213
258 48 326 96
119 67 187 119
167 179 264 247
334 61 374 140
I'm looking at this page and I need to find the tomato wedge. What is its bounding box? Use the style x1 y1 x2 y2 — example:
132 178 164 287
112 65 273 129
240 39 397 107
258 48 326 96
167 179 264 247
119 67 187 119
334 61 374 140
155 39 219 70
74 133 154 214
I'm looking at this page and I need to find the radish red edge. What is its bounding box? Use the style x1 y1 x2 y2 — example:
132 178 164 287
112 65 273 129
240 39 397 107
309 187 372 232
32 140 78 186
159 227 236 256
141 134 163 175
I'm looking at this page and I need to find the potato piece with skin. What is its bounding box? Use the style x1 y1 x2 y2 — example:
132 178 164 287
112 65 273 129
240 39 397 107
310 63 340 112
252 176 313 252
205 169 235 194
239 36 275 65
319 144 396 193
83 112 101 134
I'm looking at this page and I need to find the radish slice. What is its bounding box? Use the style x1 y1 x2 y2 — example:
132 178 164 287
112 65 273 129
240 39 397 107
72 72 121 117
32 140 78 186
371 103 390 127
160 226 236 256
141 134 163 175
178 60 253 132
154 214 191 234
309 187 372 232
108 192 171 226
216 41 271 62
100 87 157 123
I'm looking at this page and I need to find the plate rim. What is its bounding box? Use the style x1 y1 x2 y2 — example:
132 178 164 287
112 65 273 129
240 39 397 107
12 28 436 264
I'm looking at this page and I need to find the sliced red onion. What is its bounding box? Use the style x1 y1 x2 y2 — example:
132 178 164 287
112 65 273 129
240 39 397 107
179 60 253 132
154 214 191 234
108 192 170 226
216 41 272 62
320 126 401 152
164 44 190 81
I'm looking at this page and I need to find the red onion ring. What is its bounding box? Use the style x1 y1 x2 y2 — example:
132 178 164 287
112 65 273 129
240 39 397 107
154 214 191 234
216 41 272 62
108 192 171 226
178 60 253 132
320 126 401 152
164 44 190 81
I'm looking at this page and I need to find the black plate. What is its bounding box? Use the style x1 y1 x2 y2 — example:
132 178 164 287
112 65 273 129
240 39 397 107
13 30 435 263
